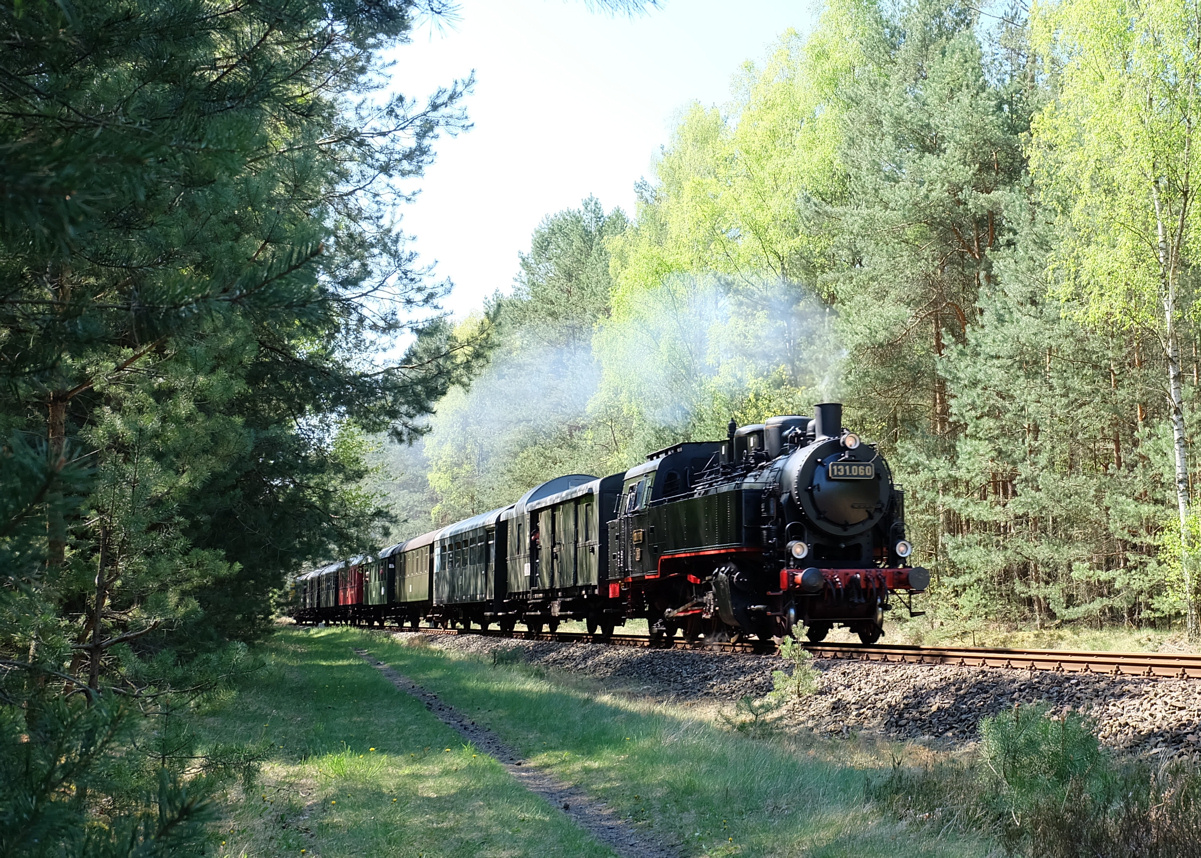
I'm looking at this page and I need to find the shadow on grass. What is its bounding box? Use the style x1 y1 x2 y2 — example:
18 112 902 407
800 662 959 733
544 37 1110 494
356 628 992 858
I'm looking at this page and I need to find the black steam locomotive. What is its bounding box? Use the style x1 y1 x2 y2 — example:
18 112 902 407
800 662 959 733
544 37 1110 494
294 403 929 645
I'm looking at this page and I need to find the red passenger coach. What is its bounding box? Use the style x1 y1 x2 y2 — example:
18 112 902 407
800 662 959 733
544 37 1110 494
337 555 369 623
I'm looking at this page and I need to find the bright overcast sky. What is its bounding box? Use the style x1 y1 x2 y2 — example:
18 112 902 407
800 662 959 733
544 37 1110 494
388 0 817 317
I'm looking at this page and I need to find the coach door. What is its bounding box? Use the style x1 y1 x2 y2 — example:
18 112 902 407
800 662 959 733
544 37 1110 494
536 507 553 590
580 496 598 588
560 500 578 588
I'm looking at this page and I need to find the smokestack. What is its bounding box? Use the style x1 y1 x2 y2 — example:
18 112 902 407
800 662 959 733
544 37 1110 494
813 403 842 440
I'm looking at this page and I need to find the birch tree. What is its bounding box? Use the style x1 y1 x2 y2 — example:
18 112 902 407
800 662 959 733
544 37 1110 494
1030 0 1201 635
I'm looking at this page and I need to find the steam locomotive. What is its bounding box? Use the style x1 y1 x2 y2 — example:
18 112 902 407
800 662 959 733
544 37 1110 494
293 403 929 645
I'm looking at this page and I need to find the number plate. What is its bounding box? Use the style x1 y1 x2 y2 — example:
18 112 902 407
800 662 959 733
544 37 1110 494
828 461 874 480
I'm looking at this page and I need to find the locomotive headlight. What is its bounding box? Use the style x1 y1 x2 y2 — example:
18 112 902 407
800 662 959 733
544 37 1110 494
895 540 912 558
787 540 809 560
842 432 861 450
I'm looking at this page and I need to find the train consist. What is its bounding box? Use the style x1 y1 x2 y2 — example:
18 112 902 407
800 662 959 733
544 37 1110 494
293 403 930 645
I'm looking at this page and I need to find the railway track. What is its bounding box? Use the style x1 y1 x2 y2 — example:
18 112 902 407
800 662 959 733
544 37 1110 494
805 641 1201 679
378 624 1201 679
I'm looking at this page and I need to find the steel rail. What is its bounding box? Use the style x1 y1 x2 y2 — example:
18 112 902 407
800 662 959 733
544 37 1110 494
802 642 1201 679
375 625 1201 679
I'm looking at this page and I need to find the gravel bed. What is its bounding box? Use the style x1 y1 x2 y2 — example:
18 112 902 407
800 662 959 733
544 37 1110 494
410 633 1201 760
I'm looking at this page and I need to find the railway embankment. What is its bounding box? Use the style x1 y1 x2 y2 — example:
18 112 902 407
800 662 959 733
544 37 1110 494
418 632 1201 760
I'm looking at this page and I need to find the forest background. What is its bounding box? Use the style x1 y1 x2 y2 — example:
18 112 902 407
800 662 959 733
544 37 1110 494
4 0 1201 853
390 0 1201 645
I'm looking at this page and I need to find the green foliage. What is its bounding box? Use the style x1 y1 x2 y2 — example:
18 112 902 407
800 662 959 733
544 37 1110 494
875 705 1201 858
979 704 1105 832
1028 0 1201 632
490 647 524 667
0 0 475 851
721 628 819 738
0 646 269 857
769 625 820 702
719 694 785 738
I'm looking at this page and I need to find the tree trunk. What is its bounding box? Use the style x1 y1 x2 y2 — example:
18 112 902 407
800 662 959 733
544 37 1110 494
1154 181 1197 638
1167 312 1195 638
88 524 112 692
47 393 68 570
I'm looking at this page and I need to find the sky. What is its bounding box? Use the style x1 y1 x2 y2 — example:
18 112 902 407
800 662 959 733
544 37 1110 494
387 0 817 317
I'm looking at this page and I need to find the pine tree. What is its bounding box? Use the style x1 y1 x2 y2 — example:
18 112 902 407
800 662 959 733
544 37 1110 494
0 0 473 850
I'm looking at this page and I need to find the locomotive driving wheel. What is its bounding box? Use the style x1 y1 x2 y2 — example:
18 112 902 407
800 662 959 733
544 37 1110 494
806 623 831 643
855 605 885 645
856 624 882 645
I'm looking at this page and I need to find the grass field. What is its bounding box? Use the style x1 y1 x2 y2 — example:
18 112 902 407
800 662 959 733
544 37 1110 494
198 626 999 857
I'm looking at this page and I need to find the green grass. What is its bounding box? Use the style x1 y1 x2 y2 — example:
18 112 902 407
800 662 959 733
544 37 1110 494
199 626 1003 856
196 629 618 858
292 628 996 857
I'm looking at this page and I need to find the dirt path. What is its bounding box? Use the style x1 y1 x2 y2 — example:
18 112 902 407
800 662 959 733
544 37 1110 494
355 649 680 858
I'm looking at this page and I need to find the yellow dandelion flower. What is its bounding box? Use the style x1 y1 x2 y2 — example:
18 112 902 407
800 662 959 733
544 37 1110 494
369 747 376 751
